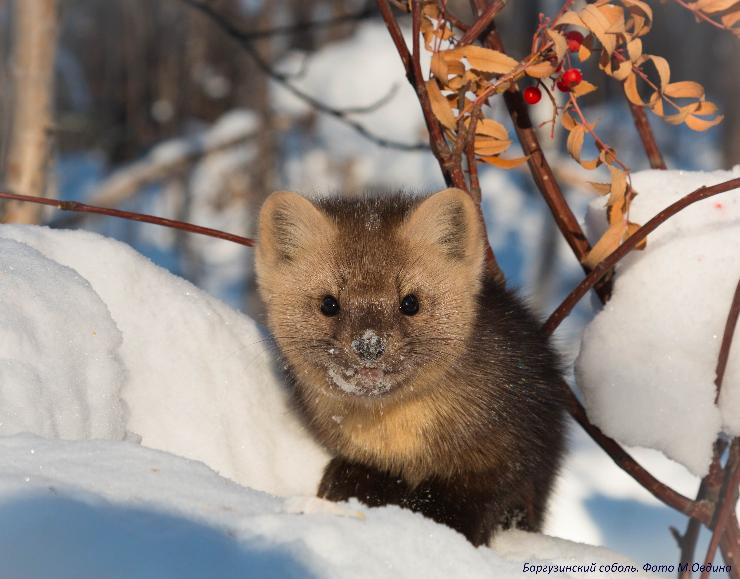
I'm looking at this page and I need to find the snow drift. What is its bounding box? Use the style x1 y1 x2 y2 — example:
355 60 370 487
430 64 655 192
577 167 740 476
0 224 661 577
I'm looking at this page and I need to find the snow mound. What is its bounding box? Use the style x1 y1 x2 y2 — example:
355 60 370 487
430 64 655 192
0 435 657 579
577 167 740 476
0 238 126 440
0 225 328 495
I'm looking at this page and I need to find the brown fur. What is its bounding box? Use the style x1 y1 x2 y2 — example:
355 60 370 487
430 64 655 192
255 188 567 546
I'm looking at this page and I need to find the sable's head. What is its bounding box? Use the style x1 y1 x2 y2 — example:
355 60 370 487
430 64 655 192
255 188 485 400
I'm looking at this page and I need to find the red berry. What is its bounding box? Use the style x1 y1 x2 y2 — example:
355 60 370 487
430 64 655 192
561 68 583 88
556 78 570 92
523 86 542 105
566 31 584 52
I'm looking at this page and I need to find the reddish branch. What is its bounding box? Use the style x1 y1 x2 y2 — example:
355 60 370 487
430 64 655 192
715 279 740 403
701 440 740 579
0 192 255 247
565 387 711 523
543 177 740 335
627 101 667 170
671 0 735 32
408 0 466 188
475 23 611 299
674 440 728 578
458 0 506 45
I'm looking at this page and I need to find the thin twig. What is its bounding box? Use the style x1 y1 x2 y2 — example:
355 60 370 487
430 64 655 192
180 0 429 151
567 92 630 172
715 279 740 403
212 3 377 41
409 0 466 187
543 177 740 335
565 384 712 523
0 191 255 247
377 0 414 74
700 440 740 579
674 440 728 579
719 516 740 579
670 0 735 32
476 24 609 297
459 0 506 45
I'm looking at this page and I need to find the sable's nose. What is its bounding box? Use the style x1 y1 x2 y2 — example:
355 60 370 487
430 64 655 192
351 329 385 361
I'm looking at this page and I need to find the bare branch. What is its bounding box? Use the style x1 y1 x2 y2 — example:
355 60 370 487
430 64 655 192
564 383 712 523
216 4 377 42
670 0 738 33
0 191 255 247
459 0 506 45
700 440 740 579
675 440 728 578
478 24 611 299
715 279 740 403
627 101 668 170
543 177 740 335
179 0 429 151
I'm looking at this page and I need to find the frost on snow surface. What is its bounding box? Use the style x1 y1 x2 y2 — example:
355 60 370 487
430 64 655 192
0 225 660 577
576 167 740 476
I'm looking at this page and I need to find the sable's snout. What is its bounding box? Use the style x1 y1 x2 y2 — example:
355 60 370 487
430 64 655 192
351 329 385 361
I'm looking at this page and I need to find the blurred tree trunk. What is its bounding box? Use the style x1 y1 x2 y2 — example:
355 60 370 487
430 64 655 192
2 0 58 223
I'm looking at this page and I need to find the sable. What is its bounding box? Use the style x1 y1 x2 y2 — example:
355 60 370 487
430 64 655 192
255 188 567 546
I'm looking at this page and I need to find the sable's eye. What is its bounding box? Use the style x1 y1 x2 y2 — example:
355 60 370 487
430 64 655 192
400 294 419 316
320 295 340 316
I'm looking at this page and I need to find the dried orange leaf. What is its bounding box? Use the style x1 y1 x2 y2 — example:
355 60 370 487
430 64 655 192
588 181 612 195
561 111 577 131
448 46 519 74
626 38 643 62
578 42 592 62
581 4 617 54
647 55 671 87
426 79 457 130
625 221 647 250
721 10 740 29
565 124 601 169
431 52 448 80
685 114 724 131
475 118 509 140
663 81 705 99
599 4 626 33
623 73 645 105
474 137 512 156
478 154 530 169
567 124 586 160
525 61 556 78
608 167 627 206
572 80 598 97
547 29 568 60
583 222 627 268
694 101 719 115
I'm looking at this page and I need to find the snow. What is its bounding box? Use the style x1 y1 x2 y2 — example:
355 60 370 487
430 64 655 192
0 225 328 495
0 435 658 579
576 167 740 476
0 238 126 441
0 224 665 577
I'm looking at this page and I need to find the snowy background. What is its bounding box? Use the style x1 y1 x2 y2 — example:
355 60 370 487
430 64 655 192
0 2 739 577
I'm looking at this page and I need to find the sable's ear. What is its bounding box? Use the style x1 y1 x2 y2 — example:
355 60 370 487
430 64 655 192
257 191 332 263
402 188 484 263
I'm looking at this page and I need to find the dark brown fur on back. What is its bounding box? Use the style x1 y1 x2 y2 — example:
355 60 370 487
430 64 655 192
255 189 567 546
